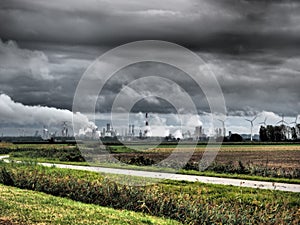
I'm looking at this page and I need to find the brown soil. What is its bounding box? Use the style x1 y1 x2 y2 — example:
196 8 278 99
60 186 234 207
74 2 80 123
0 218 20 225
113 145 300 169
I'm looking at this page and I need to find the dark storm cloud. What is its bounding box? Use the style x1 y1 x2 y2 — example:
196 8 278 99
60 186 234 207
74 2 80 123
201 51 300 115
0 0 299 117
0 39 99 109
0 0 299 51
90 55 300 116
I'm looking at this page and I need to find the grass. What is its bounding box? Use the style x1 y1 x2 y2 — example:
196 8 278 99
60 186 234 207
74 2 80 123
0 142 74 150
1 162 300 224
0 184 180 225
179 169 300 184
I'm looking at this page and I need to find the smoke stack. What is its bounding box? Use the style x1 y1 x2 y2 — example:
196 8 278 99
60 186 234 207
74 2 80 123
144 113 152 137
145 113 149 126
107 123 111 132
132 125 134 136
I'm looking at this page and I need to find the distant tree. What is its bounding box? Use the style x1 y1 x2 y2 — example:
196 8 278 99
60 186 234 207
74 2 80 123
266 125 275 142
297 124 300 139
259 126 268 141
229 133 243 142
274 125 285 142
291 127 297 140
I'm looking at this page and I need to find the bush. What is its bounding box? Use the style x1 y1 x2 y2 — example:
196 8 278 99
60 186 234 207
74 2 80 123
0 167 14 186
128 156 155 166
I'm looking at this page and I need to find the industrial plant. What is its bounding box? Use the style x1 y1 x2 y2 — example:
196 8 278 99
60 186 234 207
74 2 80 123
1 113 299 144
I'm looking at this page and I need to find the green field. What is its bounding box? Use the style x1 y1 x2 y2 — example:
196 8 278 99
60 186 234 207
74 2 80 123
0 184 179 225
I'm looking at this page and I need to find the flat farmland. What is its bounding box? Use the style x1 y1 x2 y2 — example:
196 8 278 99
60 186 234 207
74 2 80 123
112 144 300 169
3 142 300 180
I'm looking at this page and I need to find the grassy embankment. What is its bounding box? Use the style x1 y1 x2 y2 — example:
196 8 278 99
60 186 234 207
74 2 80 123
0 184 180 225
0 162 299 224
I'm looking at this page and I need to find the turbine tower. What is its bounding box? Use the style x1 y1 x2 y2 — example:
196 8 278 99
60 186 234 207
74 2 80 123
245 115 257 141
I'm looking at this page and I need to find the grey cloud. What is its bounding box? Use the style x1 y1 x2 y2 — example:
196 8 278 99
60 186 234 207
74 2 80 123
0 0 299 118
0 39 97 109
204 51 300 116
0 39 52 81
1 0 299 52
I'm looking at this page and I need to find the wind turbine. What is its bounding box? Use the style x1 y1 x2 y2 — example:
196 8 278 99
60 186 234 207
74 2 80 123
61 121 68 137
61 121 73 137
245 115 257 141
218 119 226 137
276 114 289 140
276 114 288 126
259 117 268 126
290 115 298 126
288 115 299 140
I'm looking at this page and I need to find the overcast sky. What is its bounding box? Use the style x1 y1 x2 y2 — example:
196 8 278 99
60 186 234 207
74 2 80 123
0 0 299 135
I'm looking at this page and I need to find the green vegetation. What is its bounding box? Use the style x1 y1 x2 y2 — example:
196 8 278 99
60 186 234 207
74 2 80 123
179 169 300 184
0 184 179 225
10 147 85 162
183 160 300 180
0 162 299 224
0 143 73 151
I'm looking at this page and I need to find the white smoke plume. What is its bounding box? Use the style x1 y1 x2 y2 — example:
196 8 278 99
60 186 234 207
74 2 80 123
173 129 183 139
0 94 96 135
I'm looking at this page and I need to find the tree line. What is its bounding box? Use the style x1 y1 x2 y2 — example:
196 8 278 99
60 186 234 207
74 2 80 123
259 124 300 141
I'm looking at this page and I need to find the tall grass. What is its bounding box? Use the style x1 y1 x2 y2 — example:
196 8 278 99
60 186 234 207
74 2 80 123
0 162 299 224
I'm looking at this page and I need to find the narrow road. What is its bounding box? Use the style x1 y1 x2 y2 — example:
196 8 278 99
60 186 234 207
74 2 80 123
1 155 300 192
0 155 9 160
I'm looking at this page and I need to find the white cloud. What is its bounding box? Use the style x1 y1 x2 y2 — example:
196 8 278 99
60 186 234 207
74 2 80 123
0 94 96 134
